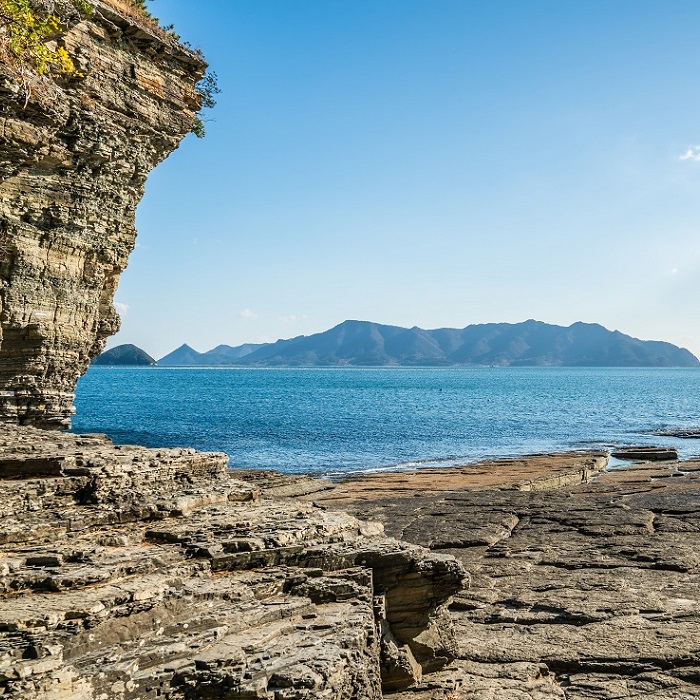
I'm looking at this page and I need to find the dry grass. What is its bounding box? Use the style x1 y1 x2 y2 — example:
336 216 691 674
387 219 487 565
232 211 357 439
95 0 177 43
98 0 149 21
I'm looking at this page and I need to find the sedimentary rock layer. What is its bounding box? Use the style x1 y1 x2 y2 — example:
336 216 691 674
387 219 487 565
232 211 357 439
0 426 465 698
317 453 700 699
0 1 204 428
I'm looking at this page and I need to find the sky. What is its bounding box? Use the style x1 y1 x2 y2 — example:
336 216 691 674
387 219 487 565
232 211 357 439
109 0 700 359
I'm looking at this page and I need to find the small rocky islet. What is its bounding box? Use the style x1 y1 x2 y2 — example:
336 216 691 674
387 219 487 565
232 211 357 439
2 2 700 699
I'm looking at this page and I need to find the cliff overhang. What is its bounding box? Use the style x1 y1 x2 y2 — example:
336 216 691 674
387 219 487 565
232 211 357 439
0 0 205 428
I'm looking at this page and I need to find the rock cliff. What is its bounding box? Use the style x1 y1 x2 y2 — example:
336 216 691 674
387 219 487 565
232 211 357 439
0 0 205 428
0 7 469 698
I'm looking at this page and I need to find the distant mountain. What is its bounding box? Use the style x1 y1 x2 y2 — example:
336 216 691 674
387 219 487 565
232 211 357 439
203 343 269 365
158 344 201 366
157 320 700 368
158 342 267 367
93 344 156 366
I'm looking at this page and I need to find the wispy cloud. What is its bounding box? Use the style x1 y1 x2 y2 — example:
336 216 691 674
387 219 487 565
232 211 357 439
278 313 308 324
679 146 700 161
239 308 258 320
114 302 129 316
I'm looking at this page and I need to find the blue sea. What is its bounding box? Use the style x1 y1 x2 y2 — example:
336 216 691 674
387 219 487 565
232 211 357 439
72 367 700 476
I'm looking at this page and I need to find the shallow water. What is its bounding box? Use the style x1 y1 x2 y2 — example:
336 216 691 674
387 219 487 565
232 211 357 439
72 366 700 475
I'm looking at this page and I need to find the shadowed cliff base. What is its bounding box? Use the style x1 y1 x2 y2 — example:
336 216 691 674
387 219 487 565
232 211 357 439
0 0 205 428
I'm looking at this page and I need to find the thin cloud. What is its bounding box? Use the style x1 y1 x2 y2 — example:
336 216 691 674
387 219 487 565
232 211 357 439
278 313 308 324
679 146 700 161
239 308 258 320
114 302 129 316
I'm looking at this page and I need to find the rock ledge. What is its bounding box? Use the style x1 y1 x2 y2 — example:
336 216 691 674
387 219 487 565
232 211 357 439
0 426 465 699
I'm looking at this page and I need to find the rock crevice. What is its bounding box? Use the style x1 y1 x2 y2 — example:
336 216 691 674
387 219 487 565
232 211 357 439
0 426 466 698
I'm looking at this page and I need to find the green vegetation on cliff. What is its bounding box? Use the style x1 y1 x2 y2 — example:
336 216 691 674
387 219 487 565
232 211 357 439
0 0 82 89
0 0 217 137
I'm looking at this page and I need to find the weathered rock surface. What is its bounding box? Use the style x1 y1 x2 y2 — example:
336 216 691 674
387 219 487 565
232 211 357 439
611 445 678 461
0 1 205 428
0 426 465 698
651 427 700 439
5 427 700 700
312 452 700 699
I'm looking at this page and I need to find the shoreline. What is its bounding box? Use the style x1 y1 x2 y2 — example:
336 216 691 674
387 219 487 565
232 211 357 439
4 426 700 697
72 365 700 476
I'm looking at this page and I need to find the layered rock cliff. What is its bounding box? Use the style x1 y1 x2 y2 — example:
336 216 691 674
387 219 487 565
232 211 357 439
0 0 205 428
0 7 469 699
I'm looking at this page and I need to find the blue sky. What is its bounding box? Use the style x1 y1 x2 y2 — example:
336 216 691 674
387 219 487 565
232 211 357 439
110 0 700 359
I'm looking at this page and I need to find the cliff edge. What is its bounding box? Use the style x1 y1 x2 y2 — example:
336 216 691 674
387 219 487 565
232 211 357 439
0 0 205 428
0 8 469 699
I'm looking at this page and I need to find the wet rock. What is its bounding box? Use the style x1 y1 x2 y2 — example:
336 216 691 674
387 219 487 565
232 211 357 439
611 446 678 461
651 428 700 439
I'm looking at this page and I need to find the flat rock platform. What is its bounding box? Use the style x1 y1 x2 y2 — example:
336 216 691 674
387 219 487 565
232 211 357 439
5 426 700 699
289 451 700 699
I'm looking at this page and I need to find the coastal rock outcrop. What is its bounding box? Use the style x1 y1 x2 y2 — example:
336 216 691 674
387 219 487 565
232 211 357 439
315 452 700 699
0 426 466 698
0 0 205 428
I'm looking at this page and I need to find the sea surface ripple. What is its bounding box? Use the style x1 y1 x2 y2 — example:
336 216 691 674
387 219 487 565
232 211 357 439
73 367 700 475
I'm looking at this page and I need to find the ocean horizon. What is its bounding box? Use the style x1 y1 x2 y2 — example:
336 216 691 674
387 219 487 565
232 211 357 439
72 366 700 476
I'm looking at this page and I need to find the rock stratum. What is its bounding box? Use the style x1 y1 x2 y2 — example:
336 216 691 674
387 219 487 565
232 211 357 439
5 431 700 699
0 426 465 698
300 452 700 699
0 0 205 429
3 4 700 700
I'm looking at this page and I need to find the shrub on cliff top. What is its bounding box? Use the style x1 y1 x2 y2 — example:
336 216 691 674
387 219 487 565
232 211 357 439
0 0 82 89
0 0 216 137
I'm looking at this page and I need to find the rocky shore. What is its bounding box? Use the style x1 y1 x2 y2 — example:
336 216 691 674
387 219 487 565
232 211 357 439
307 451 700 699
3 430 700 699
2 4 700 699
0 426 465 698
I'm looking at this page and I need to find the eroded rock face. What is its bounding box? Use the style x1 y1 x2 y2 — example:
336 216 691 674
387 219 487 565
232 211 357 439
0 0 205 428
0 426 466 698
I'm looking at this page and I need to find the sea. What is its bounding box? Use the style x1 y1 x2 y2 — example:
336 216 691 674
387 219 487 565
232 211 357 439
72 367 700 477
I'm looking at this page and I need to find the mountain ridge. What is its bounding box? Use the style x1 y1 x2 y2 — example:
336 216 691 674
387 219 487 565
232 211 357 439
141 320 700 368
